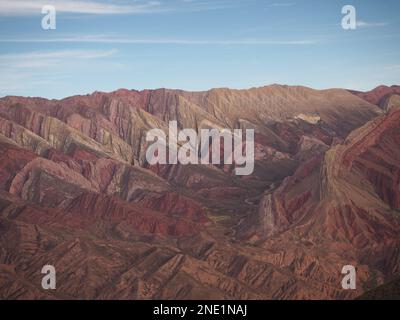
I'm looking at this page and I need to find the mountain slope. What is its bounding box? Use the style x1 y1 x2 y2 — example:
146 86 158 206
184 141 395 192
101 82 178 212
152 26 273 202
239 108 400 297
0 85 398 300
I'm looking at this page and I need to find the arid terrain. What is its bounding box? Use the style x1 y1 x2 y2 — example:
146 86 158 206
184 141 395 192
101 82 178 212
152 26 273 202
0 84 399 299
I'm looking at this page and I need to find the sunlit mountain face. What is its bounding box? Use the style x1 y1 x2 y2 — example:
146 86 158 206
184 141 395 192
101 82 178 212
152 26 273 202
0 0 399 300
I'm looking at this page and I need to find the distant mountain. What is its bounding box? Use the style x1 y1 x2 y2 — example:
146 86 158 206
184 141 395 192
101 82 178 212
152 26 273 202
0 85 398 299
350 85 400 111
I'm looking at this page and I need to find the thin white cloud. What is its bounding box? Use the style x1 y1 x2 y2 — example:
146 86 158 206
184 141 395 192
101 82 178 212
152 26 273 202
0 35 317 45
0 0 161 15
356 20 389 28
0 0 243 16
269 2 295 7
0 49 119 96
0 49 118 68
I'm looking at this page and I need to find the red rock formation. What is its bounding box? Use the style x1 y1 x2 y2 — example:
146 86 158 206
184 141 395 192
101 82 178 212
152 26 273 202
0 85 398 300
239 109 400 298
351 85 400 109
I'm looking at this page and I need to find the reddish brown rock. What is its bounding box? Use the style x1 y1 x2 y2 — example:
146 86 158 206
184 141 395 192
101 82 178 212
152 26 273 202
351 85 400 107
0 85 398 300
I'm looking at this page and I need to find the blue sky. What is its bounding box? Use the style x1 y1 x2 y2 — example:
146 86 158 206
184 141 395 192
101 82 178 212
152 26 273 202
0 0 399 98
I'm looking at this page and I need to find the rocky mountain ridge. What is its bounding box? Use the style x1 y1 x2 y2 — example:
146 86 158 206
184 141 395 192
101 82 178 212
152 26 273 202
0 84 398 299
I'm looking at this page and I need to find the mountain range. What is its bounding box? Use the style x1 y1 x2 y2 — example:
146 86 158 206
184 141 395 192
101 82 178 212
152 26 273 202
0 84 399 299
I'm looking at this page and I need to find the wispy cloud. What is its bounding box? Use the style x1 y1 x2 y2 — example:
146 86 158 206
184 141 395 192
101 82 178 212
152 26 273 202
0 49 119 96
268 2 295 7
0 35 317 45
0 0 243 16
0 49 118 68
356 20 389 28
0 0 162 15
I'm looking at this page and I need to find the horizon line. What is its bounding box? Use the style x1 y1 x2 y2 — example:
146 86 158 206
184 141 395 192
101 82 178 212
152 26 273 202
1 83 398 101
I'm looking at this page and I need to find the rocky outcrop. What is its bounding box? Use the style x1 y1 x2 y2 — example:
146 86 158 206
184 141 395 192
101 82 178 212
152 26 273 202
239 109 400 298
351 85 400 110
